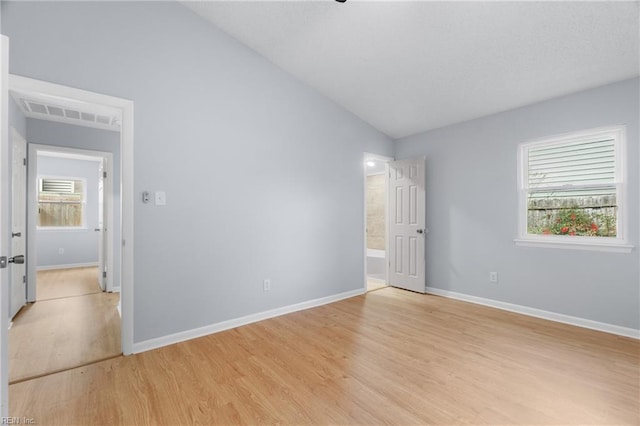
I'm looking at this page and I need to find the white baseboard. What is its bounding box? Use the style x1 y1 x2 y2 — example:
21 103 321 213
36 262 98 271
426 286 640 339
133 288 366 354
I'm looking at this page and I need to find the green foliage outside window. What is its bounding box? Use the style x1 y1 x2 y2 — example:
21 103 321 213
528 205 616 237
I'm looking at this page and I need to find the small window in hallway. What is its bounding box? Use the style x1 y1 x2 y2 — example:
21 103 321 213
37 178 85 227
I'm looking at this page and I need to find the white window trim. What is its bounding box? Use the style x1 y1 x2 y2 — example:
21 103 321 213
515 125 633 253
36 174 88 230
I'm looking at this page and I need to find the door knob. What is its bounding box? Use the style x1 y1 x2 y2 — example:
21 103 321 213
94 228 101 232
416 229 424 234
11 232 21 238
9 255 25 264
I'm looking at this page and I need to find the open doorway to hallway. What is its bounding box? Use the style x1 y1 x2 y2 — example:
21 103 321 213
7 93 122 383
364 153 392 292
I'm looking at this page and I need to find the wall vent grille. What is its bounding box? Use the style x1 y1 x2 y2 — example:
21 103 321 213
13 94 120 131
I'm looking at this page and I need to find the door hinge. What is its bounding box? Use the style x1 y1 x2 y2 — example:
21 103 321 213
103 171 107 178
103 271 107 278
23 158 26 166
23 275 26 283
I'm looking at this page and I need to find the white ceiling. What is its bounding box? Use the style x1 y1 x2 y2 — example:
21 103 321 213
184 1 639 139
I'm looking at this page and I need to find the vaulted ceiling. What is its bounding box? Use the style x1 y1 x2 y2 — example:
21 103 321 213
184 1 639 139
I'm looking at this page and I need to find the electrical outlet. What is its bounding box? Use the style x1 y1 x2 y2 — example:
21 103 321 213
489 272 498 283
263 279 271 292
58 248 65 255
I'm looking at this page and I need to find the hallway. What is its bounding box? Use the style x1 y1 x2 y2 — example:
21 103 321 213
8 267 121 383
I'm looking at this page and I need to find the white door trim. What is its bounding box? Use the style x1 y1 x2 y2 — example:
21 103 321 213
1 34 10 419
10 126 27 319
363 152 394 291
9 74 134 356
27 145 114 297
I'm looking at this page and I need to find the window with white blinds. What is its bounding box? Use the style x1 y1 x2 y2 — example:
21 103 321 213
517 125 630 251
38 177 86 228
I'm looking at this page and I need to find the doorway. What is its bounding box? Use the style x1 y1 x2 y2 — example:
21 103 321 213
5 74 134 360
8 134 121 383
27 146 115 299
364 153 393 292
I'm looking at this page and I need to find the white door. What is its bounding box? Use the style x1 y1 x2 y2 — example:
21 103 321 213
97 160 105 291
388 157 426 293
10 128 27 318
1 33 11 419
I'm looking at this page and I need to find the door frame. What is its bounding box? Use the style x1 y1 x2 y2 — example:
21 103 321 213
9 126 27 320
1 34 11 418
363 153 394 291
7 74 134 357
27 145 114 298
97 157 107 292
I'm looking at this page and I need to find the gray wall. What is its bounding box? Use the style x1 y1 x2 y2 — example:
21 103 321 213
35 156 100 269
395 78 639 330
1 2 393 342
27 119 121 287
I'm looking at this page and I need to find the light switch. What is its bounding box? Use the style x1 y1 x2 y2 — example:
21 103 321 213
155 191 166 206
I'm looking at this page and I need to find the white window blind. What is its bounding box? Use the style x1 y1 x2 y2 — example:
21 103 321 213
527 137 617 202
40 178 76 194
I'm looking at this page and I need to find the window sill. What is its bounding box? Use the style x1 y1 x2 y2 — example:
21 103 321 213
37 227 91 232
514 237 633 253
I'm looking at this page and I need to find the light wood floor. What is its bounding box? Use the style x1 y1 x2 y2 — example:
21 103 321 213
366 277 388 292
9 287 639 425
9 267 121 383
36 267 104 301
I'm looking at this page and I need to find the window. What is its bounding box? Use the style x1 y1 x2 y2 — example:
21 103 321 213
516 125 631 252
38 178 86 228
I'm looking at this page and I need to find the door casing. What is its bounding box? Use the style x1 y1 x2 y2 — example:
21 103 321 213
1 34 11 419
363 152 394 291
10 126 27 319
97 159 106 291
27 146 114 299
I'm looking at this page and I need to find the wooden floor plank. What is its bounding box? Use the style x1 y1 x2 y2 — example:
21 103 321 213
9 287 640 425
